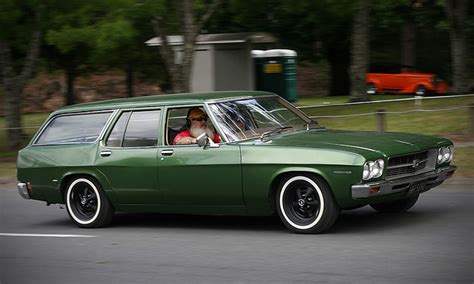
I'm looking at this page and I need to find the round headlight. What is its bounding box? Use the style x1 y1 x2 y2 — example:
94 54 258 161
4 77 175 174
437 148 445 164
363 162 370 180
374 159 384 178
446 146 454 162
443 147 451 161
362 160 385 180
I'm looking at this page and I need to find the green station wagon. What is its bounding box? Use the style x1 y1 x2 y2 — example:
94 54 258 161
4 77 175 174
17 91 456 233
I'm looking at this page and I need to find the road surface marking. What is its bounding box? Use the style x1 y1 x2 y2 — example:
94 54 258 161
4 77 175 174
0 233 96 238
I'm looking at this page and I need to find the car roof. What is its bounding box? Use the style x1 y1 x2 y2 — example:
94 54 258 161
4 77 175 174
53 91 275 114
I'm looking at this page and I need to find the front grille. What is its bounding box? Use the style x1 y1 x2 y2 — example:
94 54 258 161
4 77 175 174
386 151 429 179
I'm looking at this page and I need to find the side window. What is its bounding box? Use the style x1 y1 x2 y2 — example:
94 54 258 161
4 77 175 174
167 108 189 130
105 112 131 147
122 110 161 147
166 108 190 145
165 107 218 145
36 112 112 145
106 110 160 147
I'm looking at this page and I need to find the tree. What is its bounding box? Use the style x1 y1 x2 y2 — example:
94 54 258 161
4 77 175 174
350 0 371 102
445 0 470 94
151 0 222 93
0 1 42 149
45 0 107 105
93 15 139 97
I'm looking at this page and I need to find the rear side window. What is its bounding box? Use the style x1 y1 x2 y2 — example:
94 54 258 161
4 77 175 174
35 112 112 145
106 110 161 147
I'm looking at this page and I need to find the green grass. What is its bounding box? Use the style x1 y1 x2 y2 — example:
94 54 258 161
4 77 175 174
452 147 474 178
297 95 474 136
0 162 16 179
0 112 50 157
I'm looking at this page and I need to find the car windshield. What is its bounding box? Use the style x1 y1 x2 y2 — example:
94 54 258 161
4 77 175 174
208 96 319 142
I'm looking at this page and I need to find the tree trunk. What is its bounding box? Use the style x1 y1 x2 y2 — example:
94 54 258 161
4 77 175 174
445 0 469 94
328 45 351 96
2 82 24 149
401 18 415 67
152 16 184 93
126 63 134 97
65 67 76 105
350 0 371 102
0 29 41 149
151 0 221 93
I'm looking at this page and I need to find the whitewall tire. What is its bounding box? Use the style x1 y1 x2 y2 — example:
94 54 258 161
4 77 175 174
65 177 114 228
276 175 339 234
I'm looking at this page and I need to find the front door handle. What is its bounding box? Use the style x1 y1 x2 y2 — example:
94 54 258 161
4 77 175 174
160 149 174 156
100 150 112 157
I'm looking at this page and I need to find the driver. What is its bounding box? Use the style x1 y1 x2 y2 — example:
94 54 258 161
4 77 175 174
173 108 221 145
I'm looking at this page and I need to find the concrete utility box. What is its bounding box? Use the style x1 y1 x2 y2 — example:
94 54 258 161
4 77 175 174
252 49 298 102
145 33 277 93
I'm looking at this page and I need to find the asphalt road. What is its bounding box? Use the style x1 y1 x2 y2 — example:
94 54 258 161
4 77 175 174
1 183 473 284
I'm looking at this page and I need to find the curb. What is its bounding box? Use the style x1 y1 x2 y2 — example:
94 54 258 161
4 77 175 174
0 178 17 185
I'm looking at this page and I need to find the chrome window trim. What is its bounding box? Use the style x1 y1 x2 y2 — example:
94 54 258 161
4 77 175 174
204 95 272 104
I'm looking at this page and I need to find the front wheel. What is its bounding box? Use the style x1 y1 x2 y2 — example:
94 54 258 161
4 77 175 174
276 175 339 234
370 194 419 213
65 177 114 228
415 85 427 96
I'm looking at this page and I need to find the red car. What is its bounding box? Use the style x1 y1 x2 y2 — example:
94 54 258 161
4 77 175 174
366 63 447 96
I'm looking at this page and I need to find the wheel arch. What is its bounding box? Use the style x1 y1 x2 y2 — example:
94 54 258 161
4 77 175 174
59 170 115 203
268 169 338 213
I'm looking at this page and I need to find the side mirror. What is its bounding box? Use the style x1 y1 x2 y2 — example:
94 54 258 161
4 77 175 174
196 133 208 147
196 133 220 148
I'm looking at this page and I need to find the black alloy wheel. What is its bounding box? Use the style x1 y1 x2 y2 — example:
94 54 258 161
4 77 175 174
65 177 114 228
276 175 339 234
283 182 320 224
69 183 98 221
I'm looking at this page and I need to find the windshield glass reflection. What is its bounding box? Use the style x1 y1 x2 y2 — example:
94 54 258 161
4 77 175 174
209 96 318 142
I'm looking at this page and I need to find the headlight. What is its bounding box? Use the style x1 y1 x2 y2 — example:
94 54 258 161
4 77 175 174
437 146 454 164
362 159 385 180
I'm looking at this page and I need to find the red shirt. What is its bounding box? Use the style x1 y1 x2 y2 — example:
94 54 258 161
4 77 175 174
173 130 222 145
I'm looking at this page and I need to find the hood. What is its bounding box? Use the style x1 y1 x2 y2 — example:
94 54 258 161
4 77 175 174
256 129 450 158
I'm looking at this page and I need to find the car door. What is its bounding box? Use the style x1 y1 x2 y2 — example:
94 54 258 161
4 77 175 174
95 109 162 205
157 106 244 212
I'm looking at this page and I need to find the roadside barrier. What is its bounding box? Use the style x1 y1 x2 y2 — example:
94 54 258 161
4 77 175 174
297 95 474 138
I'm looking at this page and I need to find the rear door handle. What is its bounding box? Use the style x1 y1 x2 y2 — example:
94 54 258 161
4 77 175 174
160 149 174 156
100 150 112 157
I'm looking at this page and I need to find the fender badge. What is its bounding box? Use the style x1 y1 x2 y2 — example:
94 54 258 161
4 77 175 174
334 170 352 175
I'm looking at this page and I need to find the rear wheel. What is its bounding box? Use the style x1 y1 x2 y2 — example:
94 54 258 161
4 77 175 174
370 194 419 213
276 175 339 234
367 83 378 95
65 177 114 228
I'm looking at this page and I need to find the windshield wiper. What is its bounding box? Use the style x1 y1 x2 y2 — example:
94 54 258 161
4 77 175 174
260 126 293 141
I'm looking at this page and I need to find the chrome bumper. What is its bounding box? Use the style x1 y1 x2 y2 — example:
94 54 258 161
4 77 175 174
17 182 31 199
351 165 456 199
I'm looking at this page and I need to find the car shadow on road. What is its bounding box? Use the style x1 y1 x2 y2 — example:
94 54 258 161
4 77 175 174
111 213 287 233
108 205 446 234
329 207 446 234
